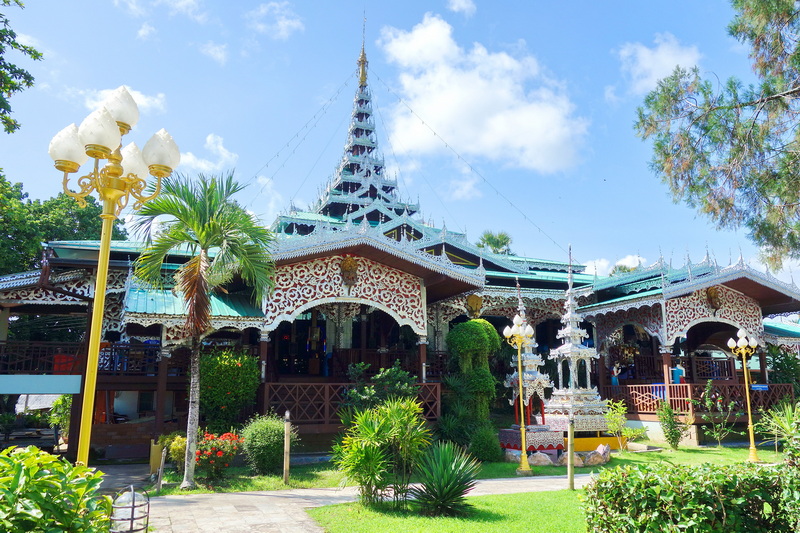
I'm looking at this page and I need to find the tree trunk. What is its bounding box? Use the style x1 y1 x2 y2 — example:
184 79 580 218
180 338 201 489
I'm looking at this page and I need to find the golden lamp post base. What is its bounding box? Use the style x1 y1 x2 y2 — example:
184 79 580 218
515 467 535 477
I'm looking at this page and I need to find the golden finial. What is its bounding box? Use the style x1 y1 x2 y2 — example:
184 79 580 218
358 13 368 87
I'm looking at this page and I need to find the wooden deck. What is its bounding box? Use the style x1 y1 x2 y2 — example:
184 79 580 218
601 382 794 419
264 382 441 433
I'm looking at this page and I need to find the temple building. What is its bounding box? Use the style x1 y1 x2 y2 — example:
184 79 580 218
2 48 800 456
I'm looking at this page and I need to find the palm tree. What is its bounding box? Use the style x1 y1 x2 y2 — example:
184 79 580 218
131 172 275 489
476 230 512 255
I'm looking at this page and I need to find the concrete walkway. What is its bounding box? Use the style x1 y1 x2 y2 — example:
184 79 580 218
147 474 593 532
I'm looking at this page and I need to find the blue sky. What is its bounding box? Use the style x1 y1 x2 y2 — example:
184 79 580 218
4 1 791 278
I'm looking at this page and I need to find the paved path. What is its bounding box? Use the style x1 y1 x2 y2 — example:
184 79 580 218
147 474 593 532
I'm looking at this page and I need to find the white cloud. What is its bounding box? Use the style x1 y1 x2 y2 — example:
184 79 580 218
114 0 147 17
584 258 611 277
619 33 701 95
200 41 228 65
155 0 207 23
603 85 619 104
447 0 476 16
449 174 481 200
247 2 304 40
253 176 285 223
380 14 588 173
83 86 167 115
137 23 156 40
179 134 239 173
16 33 41 49
616 254 646 269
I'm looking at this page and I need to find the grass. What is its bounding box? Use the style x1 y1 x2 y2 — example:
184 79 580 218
151 462 345 495
150 443 783 496
308 490 585 533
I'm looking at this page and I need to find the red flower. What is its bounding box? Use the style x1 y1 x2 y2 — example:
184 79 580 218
210 460 214 464
205 451 212 456
224 463 228 467
217 450 224 457
196 450 201 456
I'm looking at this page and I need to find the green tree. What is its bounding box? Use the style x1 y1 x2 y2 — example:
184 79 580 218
132 172 275 489
30 192 127 244
0 172 38 274
476 230 512 255
636 1 800 267
0 174 127 275
1 1 43 134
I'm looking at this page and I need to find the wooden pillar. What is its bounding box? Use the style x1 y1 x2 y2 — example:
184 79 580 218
360 308 367 363
154 352 168 437
258 334 270 414
0 307 10 341
597 353 608 389
660 345 673 402
418 335 428 381
758 350 768 384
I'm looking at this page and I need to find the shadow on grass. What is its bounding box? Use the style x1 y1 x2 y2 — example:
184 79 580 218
364 502 505 524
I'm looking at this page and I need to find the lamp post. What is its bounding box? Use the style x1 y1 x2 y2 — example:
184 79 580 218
726 328 760 463
48 86 180 465
503 315 535 475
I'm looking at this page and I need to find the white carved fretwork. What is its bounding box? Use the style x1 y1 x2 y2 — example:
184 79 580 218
664 285 762 344
593 304 664 349
264 255 426 334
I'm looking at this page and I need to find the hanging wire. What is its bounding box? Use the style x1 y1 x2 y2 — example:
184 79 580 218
371 88 466 234
244 71 356 213
371 70 571 261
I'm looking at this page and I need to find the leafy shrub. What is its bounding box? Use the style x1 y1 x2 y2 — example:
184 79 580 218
0 413 15 441
48 394 72 438
467 424 503 462
333 398 431 506
690 379 743 446
410 441 480 517
194 431 242 480
583 462 800 532
767 344 800 396
342 360 417 411
657 401 692 450
0 446 111 532
168 435 187 473
604 399 647 451
199 348 260 433
756 400 800 466
241 413 298 475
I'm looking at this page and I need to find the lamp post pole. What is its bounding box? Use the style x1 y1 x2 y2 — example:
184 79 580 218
727 329 761 463
504 315 534 476
48 87 180 465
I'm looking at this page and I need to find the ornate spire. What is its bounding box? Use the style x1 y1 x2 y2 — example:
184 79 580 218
312 46 418 225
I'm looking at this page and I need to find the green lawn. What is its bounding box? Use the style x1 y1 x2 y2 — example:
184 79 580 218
308 490 585 533
150 444 783 495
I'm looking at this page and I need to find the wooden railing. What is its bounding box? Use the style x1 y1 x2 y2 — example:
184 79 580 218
601 383 794 416
0 341 83 374
264 382 441 430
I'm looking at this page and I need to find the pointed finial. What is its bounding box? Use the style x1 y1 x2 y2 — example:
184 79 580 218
567 244 574 292
358 20 368 88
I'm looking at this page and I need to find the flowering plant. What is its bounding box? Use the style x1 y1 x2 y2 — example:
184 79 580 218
195 431 242 479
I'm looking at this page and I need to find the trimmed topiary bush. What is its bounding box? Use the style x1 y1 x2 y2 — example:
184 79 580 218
199 348 260 433
168 435 187 473
241 413 298 475
410 440 480 516
583 462 800 532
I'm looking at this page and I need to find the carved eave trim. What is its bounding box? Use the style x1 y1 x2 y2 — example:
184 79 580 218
124 313 264 331
663 263 800 301
581 295 664 319
274 231 485 288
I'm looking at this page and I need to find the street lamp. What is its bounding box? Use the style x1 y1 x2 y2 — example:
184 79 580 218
503 315 535 475
48 86 180 465
726 328 760 463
